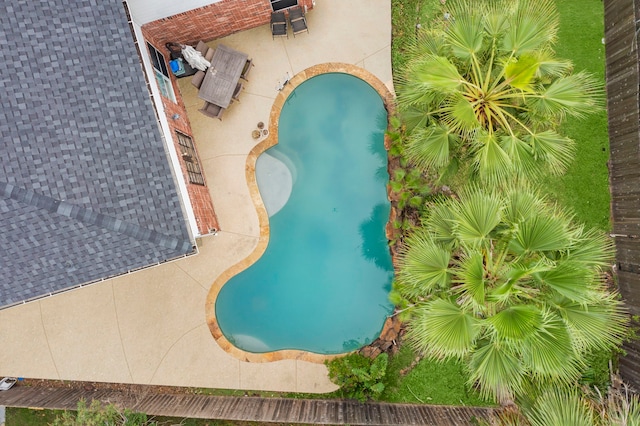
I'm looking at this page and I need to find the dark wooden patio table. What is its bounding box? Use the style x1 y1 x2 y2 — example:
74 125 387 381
198 44 248 108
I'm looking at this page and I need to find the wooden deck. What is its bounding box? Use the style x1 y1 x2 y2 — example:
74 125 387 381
0 384 497 425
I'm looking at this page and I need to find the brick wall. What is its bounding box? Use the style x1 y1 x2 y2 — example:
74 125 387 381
160 91 220 235
142 0 313 47
142 39 221 236
166 95 222 236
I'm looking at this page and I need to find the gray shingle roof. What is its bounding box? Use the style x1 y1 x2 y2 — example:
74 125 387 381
0 1 194 307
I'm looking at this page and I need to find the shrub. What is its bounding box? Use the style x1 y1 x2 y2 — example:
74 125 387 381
52 399 153 426
326 353 388 401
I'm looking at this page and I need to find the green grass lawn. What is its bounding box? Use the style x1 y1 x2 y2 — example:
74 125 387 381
544 0 611 231
381 346 490 406
5 407 60 426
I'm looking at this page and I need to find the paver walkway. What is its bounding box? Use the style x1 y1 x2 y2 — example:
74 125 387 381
0 385 498 425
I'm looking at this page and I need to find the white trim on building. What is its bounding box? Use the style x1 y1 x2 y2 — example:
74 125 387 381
125 0 223 26
131 20 201 238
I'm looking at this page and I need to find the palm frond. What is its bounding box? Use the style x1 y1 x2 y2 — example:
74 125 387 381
498 135 539 179
396 76 444 109
452 188 503 247
468 340 524 403
554 296 628 352
396 231 452 298
527 72 604 120
406 28 449 58
447 13 485 63
533 50 574 79
525 388 595 426
481 1 510 40
567 226 615 268
532 261 593 301
424 201 458 248
406 298 481 358
455 251 487 306
501 0 559 55
438 94 481 134
491 260 548 302
510 213 570 255
410 56 464 93
487 304 543 341
471 132 514 184
526 130 576 176
501 184 543 226
504 54 540 90
398 104 432 134
405 125 455 171
521 312 581 382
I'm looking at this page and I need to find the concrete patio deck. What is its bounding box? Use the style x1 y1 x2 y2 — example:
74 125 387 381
0 0 392 393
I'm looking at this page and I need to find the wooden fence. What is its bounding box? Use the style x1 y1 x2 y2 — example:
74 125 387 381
604 0 640 389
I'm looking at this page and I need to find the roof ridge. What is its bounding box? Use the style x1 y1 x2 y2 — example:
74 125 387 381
0 182 192 254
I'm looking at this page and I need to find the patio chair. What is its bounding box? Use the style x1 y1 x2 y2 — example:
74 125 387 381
191 70 205 89
195 40 208 56
205 47 215 62
290 16 309 37
288 6 305 23
271 12 288 39
231 82 244 103
199 101 225 120
196 40 215 61
240 58 254 81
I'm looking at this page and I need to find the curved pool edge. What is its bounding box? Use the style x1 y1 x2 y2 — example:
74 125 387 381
205 63 397 364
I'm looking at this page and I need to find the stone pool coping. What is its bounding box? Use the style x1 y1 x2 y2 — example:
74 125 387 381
205 62 396 363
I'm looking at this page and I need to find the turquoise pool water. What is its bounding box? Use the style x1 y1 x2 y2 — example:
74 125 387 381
215 73 393 354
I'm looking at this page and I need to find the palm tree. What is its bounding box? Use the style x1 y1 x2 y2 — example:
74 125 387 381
519 383 640 426
392 186 627 403
396 0 603 184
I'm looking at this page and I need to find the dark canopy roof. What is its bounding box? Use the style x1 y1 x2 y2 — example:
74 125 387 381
0 0 193 307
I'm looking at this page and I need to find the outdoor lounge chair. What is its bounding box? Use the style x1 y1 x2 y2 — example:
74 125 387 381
199 101 225 120
290 16 309 37
240 58 254 81
191 70 205 89
271 12 288 39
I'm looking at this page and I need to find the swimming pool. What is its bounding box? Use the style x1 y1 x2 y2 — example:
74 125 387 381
215 72 393 354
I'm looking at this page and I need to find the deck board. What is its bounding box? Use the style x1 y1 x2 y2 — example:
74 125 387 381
0 385 497 425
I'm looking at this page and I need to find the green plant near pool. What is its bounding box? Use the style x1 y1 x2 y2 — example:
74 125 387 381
325 353 388 402
396 0 604 187
51 399 151 425
393 185 627 403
